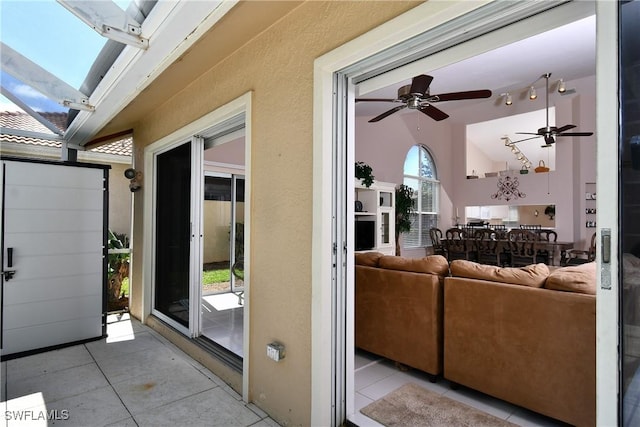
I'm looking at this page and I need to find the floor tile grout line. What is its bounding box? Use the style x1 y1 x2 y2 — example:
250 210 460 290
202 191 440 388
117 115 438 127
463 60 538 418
82 343 140 427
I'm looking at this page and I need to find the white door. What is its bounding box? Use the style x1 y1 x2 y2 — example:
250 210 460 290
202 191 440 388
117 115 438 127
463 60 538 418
1 160 106 358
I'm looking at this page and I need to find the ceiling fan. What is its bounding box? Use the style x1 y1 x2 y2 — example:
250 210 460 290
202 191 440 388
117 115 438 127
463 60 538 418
356 74 492 122
514 73 593 147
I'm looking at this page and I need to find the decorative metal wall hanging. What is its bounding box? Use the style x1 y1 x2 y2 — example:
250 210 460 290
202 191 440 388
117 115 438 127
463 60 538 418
491 175 526 201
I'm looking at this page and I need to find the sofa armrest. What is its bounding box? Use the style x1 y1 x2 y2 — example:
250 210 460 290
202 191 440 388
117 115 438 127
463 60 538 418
355 265 443 375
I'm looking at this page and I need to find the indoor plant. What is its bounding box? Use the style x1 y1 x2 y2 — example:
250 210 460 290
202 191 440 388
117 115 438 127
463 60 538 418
395 184 415 256
355 161 375 188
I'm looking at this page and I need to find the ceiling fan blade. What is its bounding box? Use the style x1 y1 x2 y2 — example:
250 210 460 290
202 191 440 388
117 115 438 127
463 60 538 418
429 89 492 102
409 74 433 96
419 104 449 121
555 124 577 133
515 132 541 136
557 132 594 137
512 135 541 144
355 98 398 103
368 105 406 122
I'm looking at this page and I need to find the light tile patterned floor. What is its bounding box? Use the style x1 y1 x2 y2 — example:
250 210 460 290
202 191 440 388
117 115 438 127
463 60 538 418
0 313 277 427
351 350 568 427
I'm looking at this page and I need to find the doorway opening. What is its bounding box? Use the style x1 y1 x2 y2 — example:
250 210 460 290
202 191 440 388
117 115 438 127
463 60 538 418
315 2 598 425
145 94 251 386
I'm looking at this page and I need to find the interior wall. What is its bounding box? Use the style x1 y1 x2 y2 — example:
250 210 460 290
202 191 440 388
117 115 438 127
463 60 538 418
128 1 422 425
355 74 595 247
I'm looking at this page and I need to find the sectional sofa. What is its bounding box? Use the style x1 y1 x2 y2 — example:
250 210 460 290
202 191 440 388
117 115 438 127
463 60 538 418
354 253 596 427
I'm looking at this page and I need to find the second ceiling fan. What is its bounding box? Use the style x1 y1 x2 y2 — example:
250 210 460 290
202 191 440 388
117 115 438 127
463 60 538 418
356 74 492 123
514 73 593 146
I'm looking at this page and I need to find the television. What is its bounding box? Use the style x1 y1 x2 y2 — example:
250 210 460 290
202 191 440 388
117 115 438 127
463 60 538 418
355 220 376 251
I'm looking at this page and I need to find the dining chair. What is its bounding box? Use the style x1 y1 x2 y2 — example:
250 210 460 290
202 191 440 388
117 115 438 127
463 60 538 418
536 229 557 264
564 232 597 265
445 227 474 262
473 228 501 265
429 227 446 257
506 229 539 267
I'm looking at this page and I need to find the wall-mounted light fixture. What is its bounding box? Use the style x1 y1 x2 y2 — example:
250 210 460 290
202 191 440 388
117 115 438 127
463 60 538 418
124 168 143 192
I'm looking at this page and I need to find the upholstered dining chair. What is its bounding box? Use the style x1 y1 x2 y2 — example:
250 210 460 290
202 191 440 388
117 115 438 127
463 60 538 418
429 228 446 257
564 232 597 266
506 229 539 267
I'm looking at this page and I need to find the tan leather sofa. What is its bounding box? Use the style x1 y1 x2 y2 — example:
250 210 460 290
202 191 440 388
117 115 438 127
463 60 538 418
444 260 596 427
355 252 449 378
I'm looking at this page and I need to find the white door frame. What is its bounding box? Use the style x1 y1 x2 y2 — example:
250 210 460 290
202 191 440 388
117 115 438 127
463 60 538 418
311 1 617 425
595 1 619 424
142 92 252 401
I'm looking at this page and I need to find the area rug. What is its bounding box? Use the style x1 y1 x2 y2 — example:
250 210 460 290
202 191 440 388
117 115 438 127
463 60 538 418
360 383 517 427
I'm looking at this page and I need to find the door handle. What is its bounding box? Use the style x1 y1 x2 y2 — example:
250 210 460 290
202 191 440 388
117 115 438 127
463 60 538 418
2 247 16 281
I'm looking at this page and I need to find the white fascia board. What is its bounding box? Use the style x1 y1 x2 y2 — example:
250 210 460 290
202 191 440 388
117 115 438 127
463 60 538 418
65 0 239 146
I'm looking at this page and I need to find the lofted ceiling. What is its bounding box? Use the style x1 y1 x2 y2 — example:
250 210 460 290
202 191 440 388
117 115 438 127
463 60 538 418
355 14 596 171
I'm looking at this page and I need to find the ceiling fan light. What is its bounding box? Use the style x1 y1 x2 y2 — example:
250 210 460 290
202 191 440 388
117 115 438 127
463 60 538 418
558 79 566 93
529 86 537 100
505 93 513 106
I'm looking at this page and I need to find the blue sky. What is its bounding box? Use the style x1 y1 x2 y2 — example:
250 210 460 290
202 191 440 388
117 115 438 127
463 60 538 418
0 0 130 112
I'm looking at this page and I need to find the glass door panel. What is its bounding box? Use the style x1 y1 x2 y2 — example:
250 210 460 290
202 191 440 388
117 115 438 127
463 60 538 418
154 142 192 328
231 175 245 293
621 1 640 424
202 175 233 295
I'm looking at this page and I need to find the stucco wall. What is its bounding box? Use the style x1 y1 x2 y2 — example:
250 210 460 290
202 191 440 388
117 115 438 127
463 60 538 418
128 1 421 425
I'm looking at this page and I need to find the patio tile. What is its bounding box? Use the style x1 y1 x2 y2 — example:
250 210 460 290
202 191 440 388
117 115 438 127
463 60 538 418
95 344 193 385
85 331 166 363
132 387 260 426
5 362 108 404
110 363 216 415
6 345 94 382
43 385 131 427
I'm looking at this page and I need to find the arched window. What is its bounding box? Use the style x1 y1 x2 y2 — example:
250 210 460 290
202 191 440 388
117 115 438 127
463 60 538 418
403 145 439 248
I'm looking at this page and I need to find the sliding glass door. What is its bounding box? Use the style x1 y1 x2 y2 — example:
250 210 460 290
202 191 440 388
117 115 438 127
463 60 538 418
154 142 192 329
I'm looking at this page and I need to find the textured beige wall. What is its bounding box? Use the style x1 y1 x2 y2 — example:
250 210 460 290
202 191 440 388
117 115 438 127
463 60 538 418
129 1 421 424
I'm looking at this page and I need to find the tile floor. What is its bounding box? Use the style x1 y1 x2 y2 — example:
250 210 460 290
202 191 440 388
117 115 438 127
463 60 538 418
201 293 244 357
0 313 277 427
351 350 568 427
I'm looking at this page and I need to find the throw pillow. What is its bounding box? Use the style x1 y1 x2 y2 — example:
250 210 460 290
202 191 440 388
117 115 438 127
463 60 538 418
354 251 384 267
545 261 596 295
450 260 549 288
378 255 449 276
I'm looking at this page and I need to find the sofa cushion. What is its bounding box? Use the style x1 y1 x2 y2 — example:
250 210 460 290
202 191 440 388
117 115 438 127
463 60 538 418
354 251 384 267
450 260 549 288
545 262 596 295
378 255 449 276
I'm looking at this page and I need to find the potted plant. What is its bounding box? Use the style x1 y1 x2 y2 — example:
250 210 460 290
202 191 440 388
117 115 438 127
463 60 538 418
355 161 375 188
395 184 415 256
544 204 555 220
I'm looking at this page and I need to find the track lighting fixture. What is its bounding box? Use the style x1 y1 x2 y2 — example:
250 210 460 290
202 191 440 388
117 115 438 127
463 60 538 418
557 79 566 93
528 86 537 100
505 93 512 105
